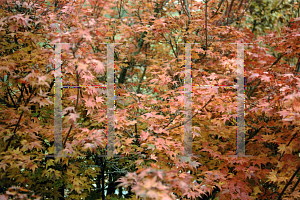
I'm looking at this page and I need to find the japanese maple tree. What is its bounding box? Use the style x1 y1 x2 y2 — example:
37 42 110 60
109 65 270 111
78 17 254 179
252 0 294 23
0 0 299 200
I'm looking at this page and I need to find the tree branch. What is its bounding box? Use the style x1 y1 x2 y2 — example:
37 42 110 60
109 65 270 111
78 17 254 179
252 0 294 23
163 109 181 129
271 0 285 13
136 65 147 94
63 69 80 147
62 37 83 147
268 53 287 70
184 0 191 20
167 95 215 131
276 165 300 200
211 0 224 19
245 123 263 146
7 86 17 108
278 132 298 161
225 0 235 25
290 176 300 195
0 97 14 108
132 31 147 56
247 79 261 98
4 88 36 151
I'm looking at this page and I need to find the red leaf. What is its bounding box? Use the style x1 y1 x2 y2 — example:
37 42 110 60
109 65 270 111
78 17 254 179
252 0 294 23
153 87 159 93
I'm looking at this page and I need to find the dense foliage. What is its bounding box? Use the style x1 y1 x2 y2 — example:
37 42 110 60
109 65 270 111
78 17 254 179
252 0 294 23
0 0 299 199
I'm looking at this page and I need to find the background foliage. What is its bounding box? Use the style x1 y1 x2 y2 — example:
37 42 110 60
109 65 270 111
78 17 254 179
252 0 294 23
0 0 300 199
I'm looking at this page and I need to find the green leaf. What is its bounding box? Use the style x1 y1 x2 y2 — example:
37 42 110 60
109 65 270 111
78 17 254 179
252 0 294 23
32 113 39 117
147 144 155 150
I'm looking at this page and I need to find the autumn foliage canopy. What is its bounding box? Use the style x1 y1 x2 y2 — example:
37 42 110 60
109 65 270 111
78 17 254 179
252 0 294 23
0 0 300 199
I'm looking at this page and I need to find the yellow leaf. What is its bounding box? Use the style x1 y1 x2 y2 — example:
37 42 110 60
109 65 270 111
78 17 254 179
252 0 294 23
253 186 261 195
267 170 278 183
46 159 54 169
106 31 114 36
278 144 286 155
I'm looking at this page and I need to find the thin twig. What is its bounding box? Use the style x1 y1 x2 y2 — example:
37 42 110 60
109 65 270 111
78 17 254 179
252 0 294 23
62 36 83 147
136 64 147 94
163 109 181 129
211 0 224 19
127 84 139 103
278 132 298 161
268 53 287 70
63 69 80 147
167 95 215 131
247 79 261 98
7 88 16 108
4 89 36 151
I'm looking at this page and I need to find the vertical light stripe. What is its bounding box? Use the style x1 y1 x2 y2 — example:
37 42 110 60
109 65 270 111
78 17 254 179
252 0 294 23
227 43 253 158
52 43 121 159
184 43 192 156
236 43 246 156
54 44 63 157
106 44 115 158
